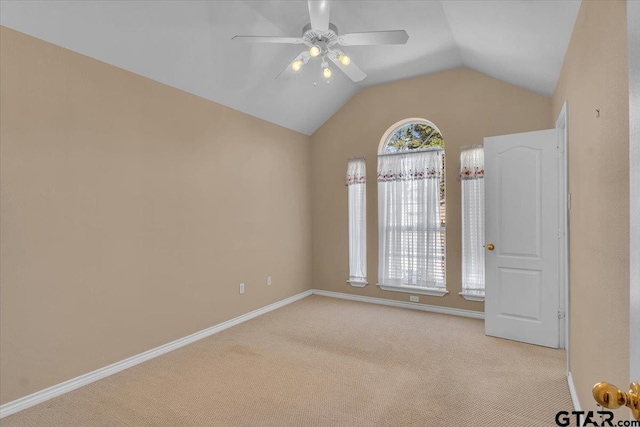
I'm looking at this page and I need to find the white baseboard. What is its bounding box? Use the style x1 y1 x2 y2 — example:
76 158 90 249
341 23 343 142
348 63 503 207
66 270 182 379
311 289 485 320
567 371 581 411
0 289 313 419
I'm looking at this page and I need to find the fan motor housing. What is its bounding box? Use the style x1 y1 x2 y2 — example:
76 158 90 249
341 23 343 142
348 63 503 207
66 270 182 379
302 23 339 46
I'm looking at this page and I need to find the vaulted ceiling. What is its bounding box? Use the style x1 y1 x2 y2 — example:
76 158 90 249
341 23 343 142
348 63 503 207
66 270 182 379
0 1 581 135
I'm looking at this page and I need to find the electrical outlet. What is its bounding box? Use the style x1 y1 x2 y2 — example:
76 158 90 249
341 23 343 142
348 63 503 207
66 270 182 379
267 276 272 286
239 283 245 294
410 295 419 303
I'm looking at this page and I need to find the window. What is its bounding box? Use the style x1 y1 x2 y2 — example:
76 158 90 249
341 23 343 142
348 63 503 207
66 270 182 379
346 157 367 287
377 119 447 296
459 145 485 301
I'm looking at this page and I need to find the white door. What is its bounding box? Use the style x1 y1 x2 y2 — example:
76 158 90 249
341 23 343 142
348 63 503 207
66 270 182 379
484 129 560 348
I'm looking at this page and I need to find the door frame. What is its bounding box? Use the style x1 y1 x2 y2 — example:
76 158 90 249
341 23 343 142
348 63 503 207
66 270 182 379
556 102 570 358
628 0 639 385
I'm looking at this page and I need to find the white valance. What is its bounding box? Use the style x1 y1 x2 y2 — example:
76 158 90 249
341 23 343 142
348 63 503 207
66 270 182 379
458 146 484 181
377 150 443 182
345 158 366 186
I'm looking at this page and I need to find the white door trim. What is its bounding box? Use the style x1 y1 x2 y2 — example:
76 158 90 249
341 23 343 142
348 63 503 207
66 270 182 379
556 102 570 358
628 0 640 385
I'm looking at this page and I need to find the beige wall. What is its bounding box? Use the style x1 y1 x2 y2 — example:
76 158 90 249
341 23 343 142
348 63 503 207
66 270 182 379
552 0 630 413
0 27 312 404
311 67 551 311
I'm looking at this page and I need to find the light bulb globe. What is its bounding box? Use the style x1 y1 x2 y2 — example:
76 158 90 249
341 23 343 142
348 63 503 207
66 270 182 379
309 45 321 57
339 55 351 66
291 60 303 71
323 67 332 79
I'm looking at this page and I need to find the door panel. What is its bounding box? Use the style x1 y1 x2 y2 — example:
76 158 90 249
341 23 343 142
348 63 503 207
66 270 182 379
498 267 542 321
498 147 541 258
485 129 560 348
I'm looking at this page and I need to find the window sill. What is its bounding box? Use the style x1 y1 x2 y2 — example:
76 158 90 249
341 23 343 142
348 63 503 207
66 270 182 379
377 283 448 297
459 291 485 302
346 279 368 288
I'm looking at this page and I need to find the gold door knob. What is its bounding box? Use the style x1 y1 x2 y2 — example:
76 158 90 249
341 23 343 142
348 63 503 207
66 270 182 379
486 243 495 251
593 382 640 420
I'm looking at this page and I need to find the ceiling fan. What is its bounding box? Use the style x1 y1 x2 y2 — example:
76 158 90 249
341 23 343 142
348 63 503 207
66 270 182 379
232 0 409 83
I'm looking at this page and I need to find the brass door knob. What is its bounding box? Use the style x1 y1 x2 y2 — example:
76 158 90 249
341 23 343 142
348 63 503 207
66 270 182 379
593 382 640 420
486 243 495 251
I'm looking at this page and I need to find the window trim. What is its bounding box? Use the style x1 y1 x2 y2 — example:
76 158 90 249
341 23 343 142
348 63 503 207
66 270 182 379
377 283 449 297
459 291 485 302
347 278 368 287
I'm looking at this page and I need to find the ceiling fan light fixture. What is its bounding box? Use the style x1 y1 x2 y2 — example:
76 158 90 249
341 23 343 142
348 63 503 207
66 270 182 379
323 67 332 79
338 54 351 66
233 0 409 83
309 45 321 57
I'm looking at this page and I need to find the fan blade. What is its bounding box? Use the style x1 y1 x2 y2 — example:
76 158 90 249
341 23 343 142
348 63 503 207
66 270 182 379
276 51 311 80
328 54 366 83
339 30 409 46
308 0 330 31
232 35 302 44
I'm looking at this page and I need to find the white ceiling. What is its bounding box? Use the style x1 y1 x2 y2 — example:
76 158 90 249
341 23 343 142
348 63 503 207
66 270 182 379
0 1 581 135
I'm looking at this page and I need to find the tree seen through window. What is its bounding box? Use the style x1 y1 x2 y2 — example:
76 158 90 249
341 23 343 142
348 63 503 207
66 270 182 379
384 123 444 153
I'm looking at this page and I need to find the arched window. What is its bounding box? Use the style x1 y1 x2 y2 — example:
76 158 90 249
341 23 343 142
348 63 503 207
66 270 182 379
379 121 444 153
377 119 447 296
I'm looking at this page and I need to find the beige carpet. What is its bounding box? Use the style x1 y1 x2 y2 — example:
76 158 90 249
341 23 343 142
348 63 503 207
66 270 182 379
1 295 572 426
